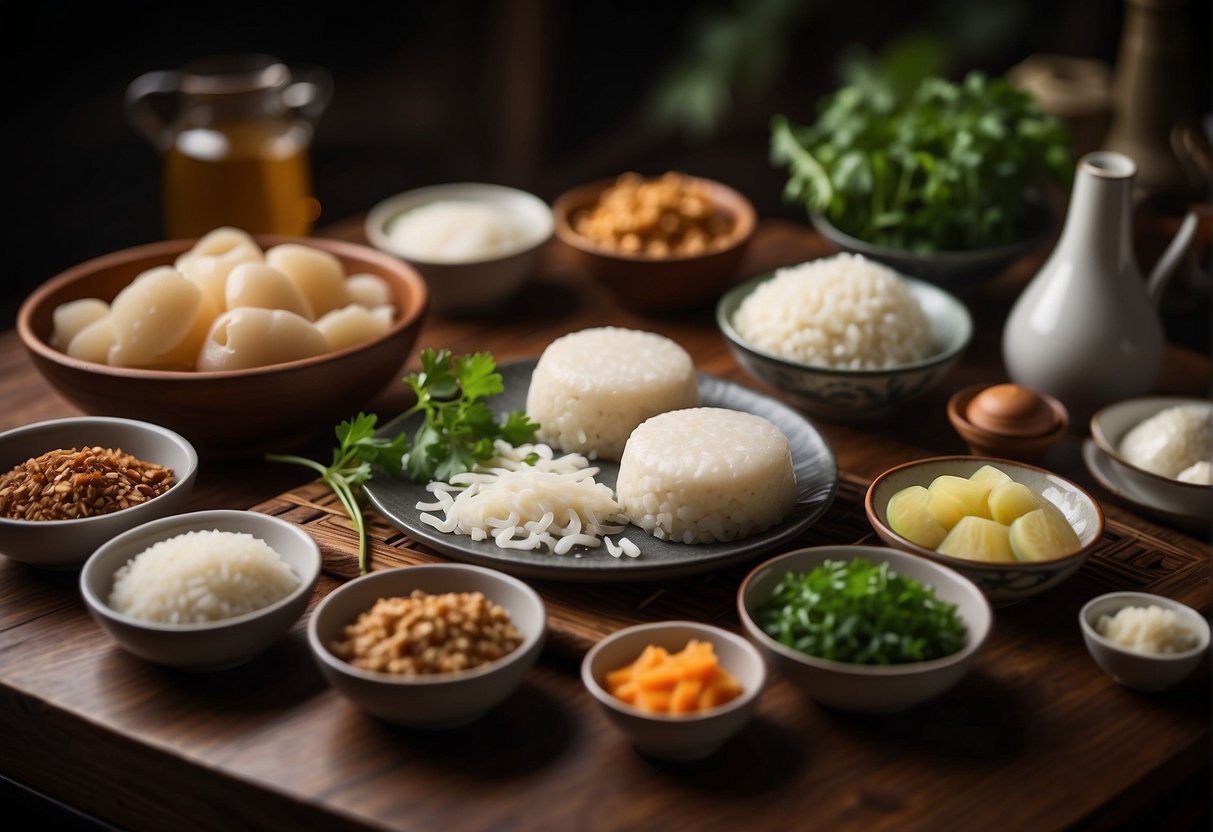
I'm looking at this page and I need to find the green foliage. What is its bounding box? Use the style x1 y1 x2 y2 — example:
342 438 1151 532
402 348 539 484
267 413 408 576
771 70 1072 252
756 558 968 664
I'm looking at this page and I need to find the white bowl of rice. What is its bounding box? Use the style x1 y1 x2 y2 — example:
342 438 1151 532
80 509 321 671
1079 591 1209 692
717 254 972 421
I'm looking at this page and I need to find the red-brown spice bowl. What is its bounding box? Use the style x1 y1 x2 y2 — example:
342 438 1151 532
552 175 756 312
17 236 428 457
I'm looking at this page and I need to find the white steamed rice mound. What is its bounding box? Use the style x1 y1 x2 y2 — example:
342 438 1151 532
1119 403 1211 482
526 327 699 460
733 253 934 370
108 529 300 624
616 407 796 544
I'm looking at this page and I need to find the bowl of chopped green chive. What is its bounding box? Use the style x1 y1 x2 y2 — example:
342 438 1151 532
737 545 992 713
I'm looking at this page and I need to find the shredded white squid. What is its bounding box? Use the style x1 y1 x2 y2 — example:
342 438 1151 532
416 441 640 557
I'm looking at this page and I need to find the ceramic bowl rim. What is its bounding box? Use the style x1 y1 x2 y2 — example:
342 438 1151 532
1078 591 1211 662
0 416 199 530
16 235 429 382
716 270 973 379
580 619 766 722
552 175 756 264
307 563 547 687
1089 397 1212 494
864 455 1105 571
737 544 993 677
365 182 554 266
79 509 321 632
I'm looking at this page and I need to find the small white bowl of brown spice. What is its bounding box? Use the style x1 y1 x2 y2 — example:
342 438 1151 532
0 416 197 568
308 563 547 728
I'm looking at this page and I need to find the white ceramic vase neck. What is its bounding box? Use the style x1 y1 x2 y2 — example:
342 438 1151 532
1002 151 1195 420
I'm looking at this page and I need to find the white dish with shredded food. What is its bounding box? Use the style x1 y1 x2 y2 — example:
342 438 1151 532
363 358 838 582
1079 591 1210 692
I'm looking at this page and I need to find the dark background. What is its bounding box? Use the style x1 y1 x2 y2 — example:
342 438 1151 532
2 0 1209 339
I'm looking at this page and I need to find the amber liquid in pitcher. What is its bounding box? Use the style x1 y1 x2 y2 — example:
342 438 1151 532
163 120 318 238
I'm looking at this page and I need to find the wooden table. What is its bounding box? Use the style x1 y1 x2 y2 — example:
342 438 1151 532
1 220 1208 831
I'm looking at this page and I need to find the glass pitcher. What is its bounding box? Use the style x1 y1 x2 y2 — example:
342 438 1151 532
126 54 331 239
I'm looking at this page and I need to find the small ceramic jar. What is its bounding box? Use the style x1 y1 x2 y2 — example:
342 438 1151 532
947 383 1069 462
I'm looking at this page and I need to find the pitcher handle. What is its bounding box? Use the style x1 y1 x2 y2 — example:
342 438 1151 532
1146 211 1199 307
125 70 181 150
284 65 332 126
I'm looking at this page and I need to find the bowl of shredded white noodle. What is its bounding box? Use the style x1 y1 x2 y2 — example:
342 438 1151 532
366 183 553 314
1079 591 1209 692
717 254 972 421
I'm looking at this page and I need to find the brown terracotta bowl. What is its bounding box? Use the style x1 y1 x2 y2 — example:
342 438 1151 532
947 384 1069 462
552 175 756 312
17 236 428 457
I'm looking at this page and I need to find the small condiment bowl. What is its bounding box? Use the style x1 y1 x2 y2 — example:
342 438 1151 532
1079 591 1210 692
80 509 321 670
1089 396 1211 521
865 456 1104 605
365 182 553 315
947 383 1068 462
0 416 198 569
580 621 766 761
553 175 756 313
737 545 992 713
717 270 972 422
308 563 547 729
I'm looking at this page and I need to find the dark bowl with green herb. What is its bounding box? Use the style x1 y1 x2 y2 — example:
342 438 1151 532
737 545 992 713
772 71 1070 291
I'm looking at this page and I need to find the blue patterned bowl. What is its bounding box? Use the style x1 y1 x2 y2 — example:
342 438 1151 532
716 268 972 422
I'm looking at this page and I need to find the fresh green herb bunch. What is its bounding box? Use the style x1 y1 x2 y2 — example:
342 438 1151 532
402 348 539 484
267 413 408 576
771 71 1072 253
756 558 967 665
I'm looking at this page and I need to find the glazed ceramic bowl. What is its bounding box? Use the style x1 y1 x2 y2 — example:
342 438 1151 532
581 621 766 761
717 269 972 421
738 545 992 713
1089 396 1211 521
365 182 553 314
308 563 546 729
80 509 321 670
0 416 198 569
17 236 428 456
1079 591 1209 692
947 383 1069 462
811 199 1053 292
553 175 755 312
865 456 1104 605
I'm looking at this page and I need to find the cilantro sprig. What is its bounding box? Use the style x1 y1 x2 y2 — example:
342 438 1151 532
267 413 407 576
402 348 539 483
756 558 967 665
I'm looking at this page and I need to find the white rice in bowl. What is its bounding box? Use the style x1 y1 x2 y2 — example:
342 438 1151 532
616 407 796 544
732 253 934 370
526 326 699 460
1119 403 1211 482
108 529 301 624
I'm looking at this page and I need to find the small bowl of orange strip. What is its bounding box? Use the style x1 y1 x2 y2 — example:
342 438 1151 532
580 620 767 761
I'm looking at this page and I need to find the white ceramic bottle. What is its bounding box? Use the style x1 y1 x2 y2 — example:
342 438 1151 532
1002 151 1196 419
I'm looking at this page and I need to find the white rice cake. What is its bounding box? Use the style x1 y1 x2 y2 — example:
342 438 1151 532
616 407 796 544
526 327 698 460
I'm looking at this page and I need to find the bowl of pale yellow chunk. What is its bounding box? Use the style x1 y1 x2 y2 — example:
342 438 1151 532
17 227 428 455
865 456 1104 605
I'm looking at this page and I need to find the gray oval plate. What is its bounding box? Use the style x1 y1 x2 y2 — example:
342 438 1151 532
362 358 838 582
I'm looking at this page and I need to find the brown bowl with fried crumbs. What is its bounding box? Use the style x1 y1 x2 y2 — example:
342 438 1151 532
308 563 546 729
0 417 197 569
